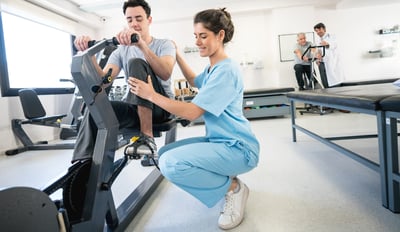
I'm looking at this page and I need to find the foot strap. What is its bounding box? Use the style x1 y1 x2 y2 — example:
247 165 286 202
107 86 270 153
124 136 156 160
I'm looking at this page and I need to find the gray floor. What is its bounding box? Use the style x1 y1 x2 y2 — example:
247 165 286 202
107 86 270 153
1 110 400 231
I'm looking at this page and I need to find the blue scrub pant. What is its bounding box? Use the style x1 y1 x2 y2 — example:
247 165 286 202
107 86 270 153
158 136 254 208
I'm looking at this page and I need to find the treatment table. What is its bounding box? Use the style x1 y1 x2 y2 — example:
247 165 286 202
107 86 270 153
381 95 400 212
286 83 400 213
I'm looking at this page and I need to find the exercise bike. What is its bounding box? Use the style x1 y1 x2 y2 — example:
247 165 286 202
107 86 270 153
58 78 84 140
297 45 334 115
0 35 179 231
60 41 118 140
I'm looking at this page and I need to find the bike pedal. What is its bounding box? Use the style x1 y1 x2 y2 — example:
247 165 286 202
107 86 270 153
141 155 158 167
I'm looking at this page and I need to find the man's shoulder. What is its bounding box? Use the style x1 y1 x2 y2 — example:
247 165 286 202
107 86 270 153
152 38 173 45
303 41 312 47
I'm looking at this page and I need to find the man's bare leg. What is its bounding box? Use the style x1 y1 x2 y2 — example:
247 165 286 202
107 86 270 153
124 105 157 166
138 105 153 137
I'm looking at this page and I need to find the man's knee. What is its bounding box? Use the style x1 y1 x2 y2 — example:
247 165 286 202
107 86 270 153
128 57 147 67
128 58 150 81
294 64 302 71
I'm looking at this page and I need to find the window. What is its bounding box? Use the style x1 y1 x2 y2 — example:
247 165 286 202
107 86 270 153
0 11 75 96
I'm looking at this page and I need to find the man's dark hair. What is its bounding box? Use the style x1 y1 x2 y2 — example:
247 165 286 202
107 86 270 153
123 0 151 17
314 22 326 30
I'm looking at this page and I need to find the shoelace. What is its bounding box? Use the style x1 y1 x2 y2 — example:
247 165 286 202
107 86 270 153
221 191 234 215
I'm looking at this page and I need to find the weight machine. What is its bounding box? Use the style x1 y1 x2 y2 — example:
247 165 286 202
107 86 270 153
298 45 334 115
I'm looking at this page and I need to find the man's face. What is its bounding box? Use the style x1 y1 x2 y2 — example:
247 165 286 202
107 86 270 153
125 6 152 36
314 28 325 38
297 35 307 46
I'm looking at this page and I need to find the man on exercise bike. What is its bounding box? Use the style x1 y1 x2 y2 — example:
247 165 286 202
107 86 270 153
72 0 176 164
293 32 313 90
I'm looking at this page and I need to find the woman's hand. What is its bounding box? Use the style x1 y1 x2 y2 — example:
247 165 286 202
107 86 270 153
128 75 155 101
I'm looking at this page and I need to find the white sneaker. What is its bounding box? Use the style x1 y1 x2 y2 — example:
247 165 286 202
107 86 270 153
218 178 249 230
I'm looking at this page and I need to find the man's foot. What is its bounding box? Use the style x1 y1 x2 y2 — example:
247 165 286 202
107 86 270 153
124 133 157 160
218 178 249 230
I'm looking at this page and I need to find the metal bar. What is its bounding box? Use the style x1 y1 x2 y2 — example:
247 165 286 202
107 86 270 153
326 134 378 141
290 100 297 142
289 97 390 211
293 124 380 172
385 112 400 212
111 169 163 232
376 111 388 208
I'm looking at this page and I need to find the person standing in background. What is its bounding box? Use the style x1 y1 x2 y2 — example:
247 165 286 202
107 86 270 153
314 22 345 88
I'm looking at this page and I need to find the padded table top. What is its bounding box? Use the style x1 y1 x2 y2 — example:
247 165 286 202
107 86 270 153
287 83 400 110
339 78 399 86
244 87 295 97
380 95 400 112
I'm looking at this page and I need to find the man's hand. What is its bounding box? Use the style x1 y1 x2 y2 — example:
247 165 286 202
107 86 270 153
116 28 140 46
321 40 330 48
302 56 309 62
74 36 92 51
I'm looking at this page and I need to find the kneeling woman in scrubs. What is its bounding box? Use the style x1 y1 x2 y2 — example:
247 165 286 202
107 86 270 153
129 8 259 230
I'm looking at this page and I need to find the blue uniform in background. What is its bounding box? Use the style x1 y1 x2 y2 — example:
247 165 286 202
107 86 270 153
158 58 260 207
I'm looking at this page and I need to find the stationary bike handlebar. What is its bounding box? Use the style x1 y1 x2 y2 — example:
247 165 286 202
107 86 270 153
301 45 326 62
88 33 139 48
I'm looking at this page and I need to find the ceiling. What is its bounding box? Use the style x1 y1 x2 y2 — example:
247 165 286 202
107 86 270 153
68 0 400 18
66 0 400 19
67 0 341 20
27 0 400 26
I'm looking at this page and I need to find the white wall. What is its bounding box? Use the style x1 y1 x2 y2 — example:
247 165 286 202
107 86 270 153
82 1 400 87
131 3 400 89
322 4 400 81
1 1 399 155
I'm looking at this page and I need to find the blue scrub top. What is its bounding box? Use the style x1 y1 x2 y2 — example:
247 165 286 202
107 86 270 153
191 58 259 167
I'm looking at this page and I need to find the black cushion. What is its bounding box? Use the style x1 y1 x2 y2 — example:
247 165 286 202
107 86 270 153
339 78 399 86
18 89 46 119
287 83 400 110
18 88 66 122
380 95 400 112
244 87 295 97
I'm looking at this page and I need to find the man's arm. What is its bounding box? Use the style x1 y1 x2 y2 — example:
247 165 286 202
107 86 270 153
294 47 309 62
294 48 303 61
74 36 121 82
138 43 175 81
323 34 337 50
